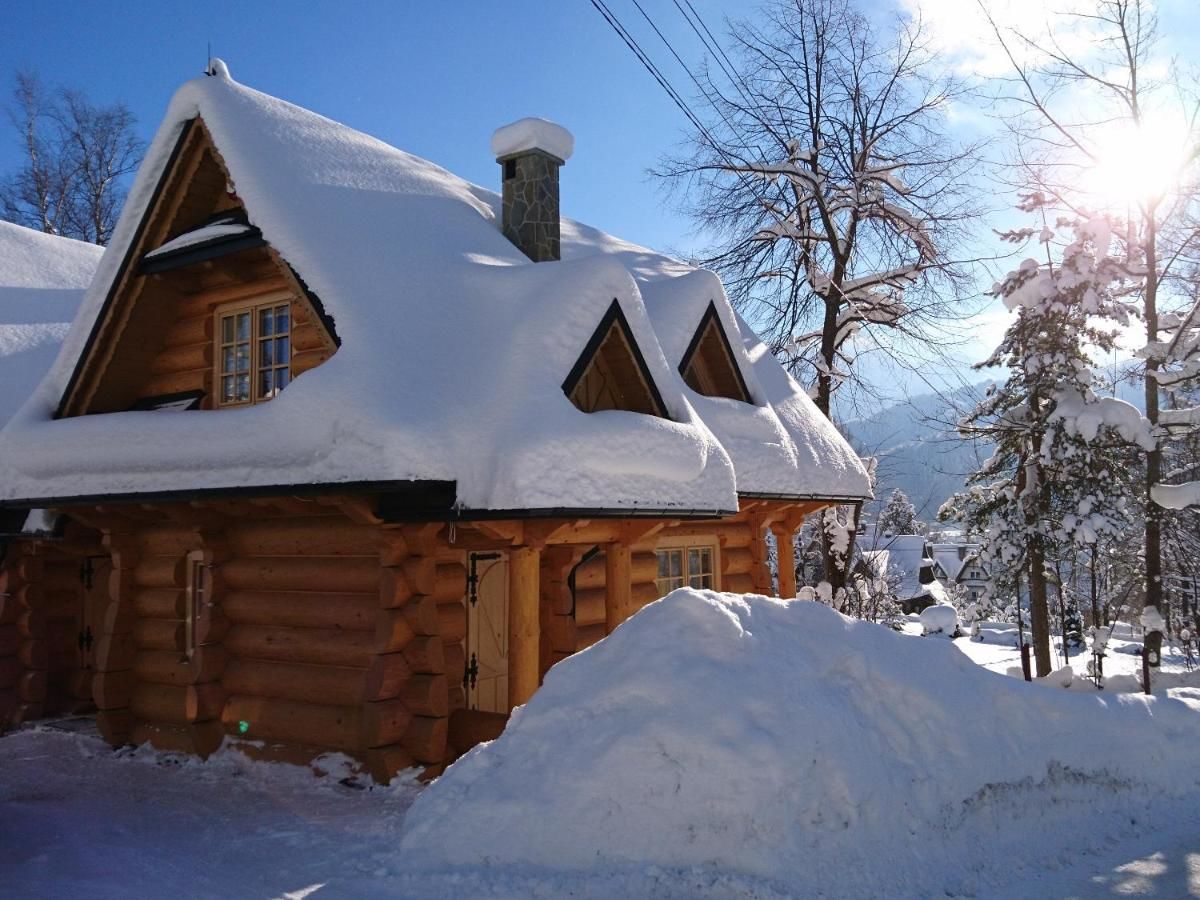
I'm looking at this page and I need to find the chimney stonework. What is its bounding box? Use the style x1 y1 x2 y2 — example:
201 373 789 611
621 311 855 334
500 149 563 262
491 117 574 263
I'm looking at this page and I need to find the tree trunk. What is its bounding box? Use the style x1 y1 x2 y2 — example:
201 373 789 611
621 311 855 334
1090 551 1100 629
1143 220 1164 690
1028 540 1052 678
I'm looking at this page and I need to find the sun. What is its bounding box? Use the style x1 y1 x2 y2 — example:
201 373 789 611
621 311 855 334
1084 118 1194 209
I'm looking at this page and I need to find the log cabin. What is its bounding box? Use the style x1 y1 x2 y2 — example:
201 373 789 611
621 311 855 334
0 61 871 781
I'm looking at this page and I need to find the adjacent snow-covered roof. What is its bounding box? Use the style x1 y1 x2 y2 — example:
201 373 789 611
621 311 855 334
0 63 871 512
0 221 102 430
859 526 937 600
930 542 984 582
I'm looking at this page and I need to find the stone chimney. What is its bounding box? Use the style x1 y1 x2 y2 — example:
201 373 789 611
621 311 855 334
491 117 574 262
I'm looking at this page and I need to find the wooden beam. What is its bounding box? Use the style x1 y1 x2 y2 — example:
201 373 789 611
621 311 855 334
604 542 632 633
771 523 797 599
508 546 540 708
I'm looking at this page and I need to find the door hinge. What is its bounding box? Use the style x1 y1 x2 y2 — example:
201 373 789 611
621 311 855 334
467 552 501 607
464 652 479 690
79 558 95 590
78 625 94 653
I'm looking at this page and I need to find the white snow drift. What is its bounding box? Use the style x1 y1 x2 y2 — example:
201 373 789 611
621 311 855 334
401 590 1200 894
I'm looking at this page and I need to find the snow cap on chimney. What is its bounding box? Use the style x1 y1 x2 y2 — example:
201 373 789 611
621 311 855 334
492 118 573 262
491 117 574 163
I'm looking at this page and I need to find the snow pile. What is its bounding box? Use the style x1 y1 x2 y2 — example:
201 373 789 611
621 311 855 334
920 601 958 635
0 221 101 429
490 117 574 162
401 590 1200 895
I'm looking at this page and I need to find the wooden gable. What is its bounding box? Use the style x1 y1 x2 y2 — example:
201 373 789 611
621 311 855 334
563 300 668 418
58 118 339 417
678 301 751 404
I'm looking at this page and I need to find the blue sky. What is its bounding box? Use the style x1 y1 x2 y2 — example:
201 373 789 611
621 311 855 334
0 1 752 257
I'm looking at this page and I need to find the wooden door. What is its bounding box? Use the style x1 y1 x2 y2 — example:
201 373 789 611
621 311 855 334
467 552 509 713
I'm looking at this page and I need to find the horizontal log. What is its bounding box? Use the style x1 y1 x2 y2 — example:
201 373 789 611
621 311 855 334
140 368 209 402
361 698 414 748
448 709 508 757
401 715 447 764
177 609 229 647
290 322 326 353
364 654 412 702
0 624 19 656
132 557 185 589
573 588 606 626
40 565 80 592
400 674 447 718
374 607 415 653
661 522 752 547
447 685 465 714
101 602 136 636
18 670 47 703
437 602 465 644
576 623 606 651
722 548 753 576
224 624 374 668
380 557 435 606
95 632 135 671
0 657 21 690
130 720 224 758
573 557 606 591
444 643 465 684
291 348 330 376
0 594 20 625
134 647 226 686
93 670 136 710
404 635 445 675
431 563 466 604
96 708 134 746
222 590 376 630
179 277 291 311
223 694 362 752
18 639 48 671
131 683 189 726
223 658 366 707
16 556 42 582
134 618 181 652
546 614 576 654
632 582 659 610
186 683 225 722
161 312 212 349
150 341 210 376
220 557 379 594
362 744 415 785
226 518 379 558
632 552 658 582
133 588 185 619
723 573 755 594
399 596 438 636
17 609 44 639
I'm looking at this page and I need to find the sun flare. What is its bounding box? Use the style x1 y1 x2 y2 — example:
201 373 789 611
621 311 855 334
1084 118 1193 209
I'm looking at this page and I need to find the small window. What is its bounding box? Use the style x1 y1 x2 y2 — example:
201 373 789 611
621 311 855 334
678 302 752 403
656 543 716 597
184 550 209 658
216 298 291 406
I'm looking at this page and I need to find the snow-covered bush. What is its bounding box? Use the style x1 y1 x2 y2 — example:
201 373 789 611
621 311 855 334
920 602 959 637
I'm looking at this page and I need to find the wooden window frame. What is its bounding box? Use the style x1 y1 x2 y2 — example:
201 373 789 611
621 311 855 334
213 291 294 408
184 550 211 659
654 538 720 597
678 301 752 404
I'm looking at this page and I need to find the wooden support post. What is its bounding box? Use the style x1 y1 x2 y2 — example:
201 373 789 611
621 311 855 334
605 543 632 634
508 546 540 709
771 523 798 599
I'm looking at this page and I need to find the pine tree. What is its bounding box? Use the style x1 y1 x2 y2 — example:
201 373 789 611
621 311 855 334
877 488 920 535
941 203 1141 677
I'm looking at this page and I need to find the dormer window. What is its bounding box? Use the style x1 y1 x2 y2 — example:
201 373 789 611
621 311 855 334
679 301 752 403
216 297 291 406
563 299 668 418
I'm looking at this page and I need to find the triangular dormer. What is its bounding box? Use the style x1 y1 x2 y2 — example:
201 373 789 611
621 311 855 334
563 300 667 417
678 301 751 404
58 118 338 417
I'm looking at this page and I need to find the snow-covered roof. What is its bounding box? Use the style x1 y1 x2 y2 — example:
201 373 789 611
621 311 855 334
0 64 871 512
930 542 983 582
0 221 102 431
491 117 574 162
858 526 936 599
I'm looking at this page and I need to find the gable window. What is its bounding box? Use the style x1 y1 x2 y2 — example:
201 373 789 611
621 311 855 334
216 299 291 406
655 543 716 597
678 301 752 403
563 300 668 418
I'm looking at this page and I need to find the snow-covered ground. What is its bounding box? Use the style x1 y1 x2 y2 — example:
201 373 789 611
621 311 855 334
2 592 1198 899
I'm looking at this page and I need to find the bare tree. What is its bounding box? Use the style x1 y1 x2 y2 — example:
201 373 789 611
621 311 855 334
656 0 986 596
0 70 143 245
981 0 1200 688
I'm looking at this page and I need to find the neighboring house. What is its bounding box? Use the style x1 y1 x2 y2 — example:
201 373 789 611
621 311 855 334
856 525 946 614
930 542 991 605
0 62 871 780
